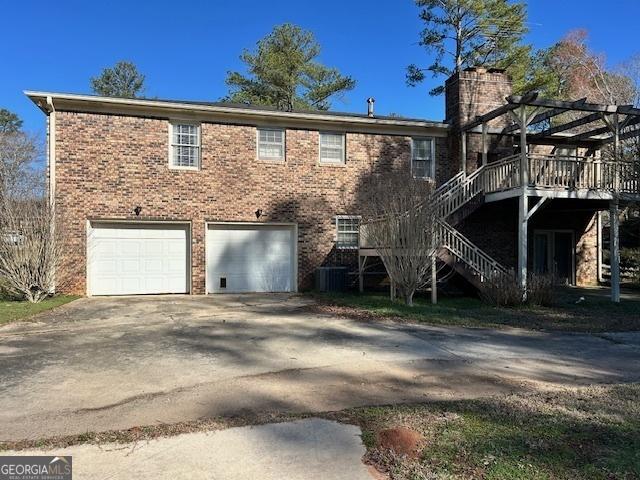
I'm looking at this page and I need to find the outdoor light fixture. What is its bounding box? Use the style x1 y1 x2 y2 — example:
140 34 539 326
255 209 263 219
134 206 142 216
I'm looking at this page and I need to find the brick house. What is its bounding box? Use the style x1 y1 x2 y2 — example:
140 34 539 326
25 68 639 297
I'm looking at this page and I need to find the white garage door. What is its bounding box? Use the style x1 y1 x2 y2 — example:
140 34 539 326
88 223 189 296
207 224 296 293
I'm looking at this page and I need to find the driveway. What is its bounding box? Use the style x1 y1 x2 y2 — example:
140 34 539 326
1 294 639 441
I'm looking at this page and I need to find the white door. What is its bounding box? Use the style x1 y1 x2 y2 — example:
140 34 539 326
207 224 295 293
88 223 189 296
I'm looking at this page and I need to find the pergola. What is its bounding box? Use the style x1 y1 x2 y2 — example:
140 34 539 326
461 93 640 302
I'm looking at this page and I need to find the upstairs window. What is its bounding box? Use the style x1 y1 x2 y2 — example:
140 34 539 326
411 137 435 178
336 216 360 249
257 128 285 161
320 132 346 164
170 123 200 169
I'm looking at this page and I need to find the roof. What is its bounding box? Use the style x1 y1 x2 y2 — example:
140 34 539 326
24 91 448 136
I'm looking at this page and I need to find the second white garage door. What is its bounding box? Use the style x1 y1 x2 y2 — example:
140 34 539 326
207 224 296 293
88 223 189 296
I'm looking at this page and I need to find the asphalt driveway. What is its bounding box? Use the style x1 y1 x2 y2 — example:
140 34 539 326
1 294 639 441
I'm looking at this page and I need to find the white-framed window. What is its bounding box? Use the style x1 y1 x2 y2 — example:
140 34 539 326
411 137 435 178
257 128 285 161
336 215 360 249
170 122 201 169
320 132 346 165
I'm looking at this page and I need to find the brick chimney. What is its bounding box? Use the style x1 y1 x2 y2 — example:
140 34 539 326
445 67 513 174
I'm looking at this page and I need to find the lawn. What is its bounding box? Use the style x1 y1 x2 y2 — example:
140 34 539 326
338 383 640 480
0 295 79 325
4 382 635 480
311 288 640 332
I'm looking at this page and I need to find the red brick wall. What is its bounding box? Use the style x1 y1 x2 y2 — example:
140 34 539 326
445 68 515 174
54 111 449 295
459 198 601 286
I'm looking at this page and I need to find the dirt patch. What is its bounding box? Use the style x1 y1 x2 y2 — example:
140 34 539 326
376 427 423 459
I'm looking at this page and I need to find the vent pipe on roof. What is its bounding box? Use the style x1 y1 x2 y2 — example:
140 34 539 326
367 97 375 117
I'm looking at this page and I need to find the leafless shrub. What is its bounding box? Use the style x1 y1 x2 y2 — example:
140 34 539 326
478 271 522 307
360 173 437 306
526 273 556 306
0 198 63 303
479 272 556 307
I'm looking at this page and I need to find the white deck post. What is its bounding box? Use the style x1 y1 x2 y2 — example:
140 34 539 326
431 254 437 304
481 122 488 166
518 194 528 296
610 201 621 303
597 212 603 283
461 131 467 176
609 112 621 303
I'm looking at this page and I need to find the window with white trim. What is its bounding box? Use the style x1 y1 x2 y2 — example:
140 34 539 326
336 216 360 249
170 123 200 169
258 128 285 161
411 137 435 178
320 132 346 164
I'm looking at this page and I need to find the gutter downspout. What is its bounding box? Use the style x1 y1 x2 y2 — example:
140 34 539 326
46 95 56 207
46 96 56 294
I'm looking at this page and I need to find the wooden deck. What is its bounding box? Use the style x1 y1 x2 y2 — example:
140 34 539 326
483 154 640 202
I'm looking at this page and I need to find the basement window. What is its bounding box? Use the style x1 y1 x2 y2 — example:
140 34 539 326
411 137 435 179
336 216 360 250
170 122 201 169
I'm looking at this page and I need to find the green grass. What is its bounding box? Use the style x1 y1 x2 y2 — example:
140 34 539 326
0 295 79 325
342 384 640 480
312 289 640 332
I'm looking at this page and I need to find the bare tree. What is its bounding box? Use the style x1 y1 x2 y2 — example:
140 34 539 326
0 197 62 302
0 130 56 303
361 173 438 306
0 131 43 201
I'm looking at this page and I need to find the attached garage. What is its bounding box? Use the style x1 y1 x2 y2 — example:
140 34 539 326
206 223 297 293
88 222 190 296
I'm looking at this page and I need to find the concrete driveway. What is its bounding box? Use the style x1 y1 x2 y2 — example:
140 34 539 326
1 294 639 441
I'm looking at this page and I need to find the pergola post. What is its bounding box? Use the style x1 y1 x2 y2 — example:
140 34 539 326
602 111 622 303
510 105 530 296
519 105 529 187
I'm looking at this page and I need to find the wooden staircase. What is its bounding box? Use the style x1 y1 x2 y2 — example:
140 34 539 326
432 168 508 287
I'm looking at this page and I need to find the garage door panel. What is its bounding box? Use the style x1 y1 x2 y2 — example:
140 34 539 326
121 259 141 274
89 223 189 296
207 225 295 293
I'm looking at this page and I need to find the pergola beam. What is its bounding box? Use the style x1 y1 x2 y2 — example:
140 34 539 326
565 125 610 142
504 104 579 134
530 112 603 139
462 103 520 131
507 95 640 115
576 116 640 144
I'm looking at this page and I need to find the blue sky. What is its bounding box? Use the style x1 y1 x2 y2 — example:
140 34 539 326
3 0 639 135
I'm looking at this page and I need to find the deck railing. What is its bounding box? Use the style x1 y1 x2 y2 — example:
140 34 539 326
436 221 508 278
483 154 640 194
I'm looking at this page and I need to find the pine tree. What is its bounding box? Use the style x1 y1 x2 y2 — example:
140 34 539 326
224 24 355 111
407 0 528 95
91 61 146 98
